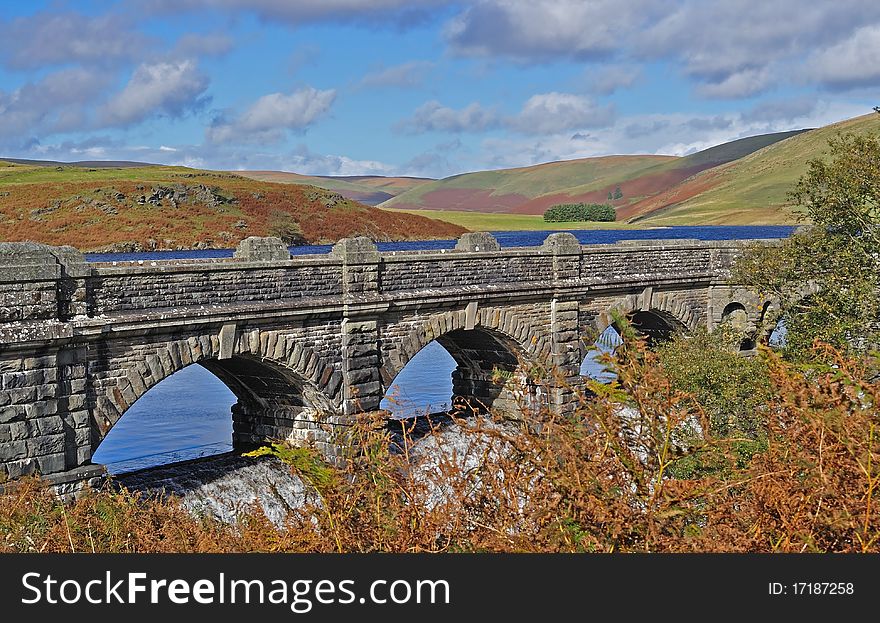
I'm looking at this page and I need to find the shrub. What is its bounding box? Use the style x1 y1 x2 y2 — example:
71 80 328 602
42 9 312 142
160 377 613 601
543 203 615 222
2 339 877 553
731 131 880 361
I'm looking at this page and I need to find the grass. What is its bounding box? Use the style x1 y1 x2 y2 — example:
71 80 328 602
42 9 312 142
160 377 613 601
380 155 671 209
379 130 800 217
385 208 649 231
0 161 221 186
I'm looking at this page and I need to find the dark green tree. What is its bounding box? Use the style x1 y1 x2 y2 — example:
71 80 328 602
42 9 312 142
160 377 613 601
732 131 880 361
613 185 623 200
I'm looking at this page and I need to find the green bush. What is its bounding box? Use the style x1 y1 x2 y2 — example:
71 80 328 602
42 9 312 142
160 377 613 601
655 327 771 440
543 202 616 222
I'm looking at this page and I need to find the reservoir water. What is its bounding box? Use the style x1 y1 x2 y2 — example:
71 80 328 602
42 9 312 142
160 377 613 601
90 225 795 473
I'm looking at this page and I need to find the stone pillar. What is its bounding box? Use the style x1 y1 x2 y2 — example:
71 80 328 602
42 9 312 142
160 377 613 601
0 241 88 322
543 234 583 415
332 237 383 415
454 232 500 252
0 243 102 490
52 245 90 319
549 299 582 415
233 236 290 261
542 232 581 283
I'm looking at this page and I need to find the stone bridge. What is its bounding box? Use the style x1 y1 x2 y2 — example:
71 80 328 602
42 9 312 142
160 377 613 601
0 232 776 491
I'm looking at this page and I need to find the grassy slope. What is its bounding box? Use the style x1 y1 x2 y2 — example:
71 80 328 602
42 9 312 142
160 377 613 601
381 130 801 218
381 155 673 212
237 171 431 205
387 208 648 231
0 162 464 251
630 114 880 225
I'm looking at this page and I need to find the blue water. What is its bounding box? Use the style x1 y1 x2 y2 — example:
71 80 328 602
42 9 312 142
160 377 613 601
90 226 795 473
84 225 795 262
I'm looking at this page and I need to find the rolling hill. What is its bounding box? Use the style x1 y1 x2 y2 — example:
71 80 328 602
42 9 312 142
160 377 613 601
236 171 431 206
0 161 464 252
627 112 880 225
380 130 805 217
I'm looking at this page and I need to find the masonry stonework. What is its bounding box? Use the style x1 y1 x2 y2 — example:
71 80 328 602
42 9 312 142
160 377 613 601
0 234 775 489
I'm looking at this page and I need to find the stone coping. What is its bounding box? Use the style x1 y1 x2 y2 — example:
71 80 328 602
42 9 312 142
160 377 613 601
82 237 769 275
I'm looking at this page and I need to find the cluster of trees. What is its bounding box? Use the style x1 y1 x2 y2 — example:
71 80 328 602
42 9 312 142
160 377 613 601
543 202 616 222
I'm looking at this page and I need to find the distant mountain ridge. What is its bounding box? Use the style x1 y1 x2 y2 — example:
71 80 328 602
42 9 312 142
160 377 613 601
7 112 880 228
0 157 156 168
380 129 809 217
236 171 433 206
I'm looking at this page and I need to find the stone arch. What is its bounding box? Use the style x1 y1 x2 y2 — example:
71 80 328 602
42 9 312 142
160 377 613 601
381 307 552 416
93 329 342 456
593 290 696 344
721 302 756 350
755 283 819 346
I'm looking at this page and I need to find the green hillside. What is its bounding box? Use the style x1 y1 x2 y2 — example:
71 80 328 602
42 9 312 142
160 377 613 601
381 130 802 216
381 155 674 212
631 113 880 225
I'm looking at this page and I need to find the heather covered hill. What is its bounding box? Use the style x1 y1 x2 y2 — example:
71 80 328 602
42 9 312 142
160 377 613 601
380 155 672 213
237 171 432 206
629 113 880 225
0 162 464 252
380 130 803 216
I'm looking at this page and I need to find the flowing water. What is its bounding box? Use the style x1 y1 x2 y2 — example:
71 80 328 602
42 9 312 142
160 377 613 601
90 225 795 473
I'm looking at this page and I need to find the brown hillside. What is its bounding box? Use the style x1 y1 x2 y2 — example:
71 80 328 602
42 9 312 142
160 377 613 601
0 168 465 252
509 165 711 215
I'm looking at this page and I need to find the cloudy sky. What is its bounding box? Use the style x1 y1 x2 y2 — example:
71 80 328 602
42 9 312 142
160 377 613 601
1 0 878 178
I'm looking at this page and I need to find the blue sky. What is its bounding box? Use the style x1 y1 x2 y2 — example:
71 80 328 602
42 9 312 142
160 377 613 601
1 0 878 178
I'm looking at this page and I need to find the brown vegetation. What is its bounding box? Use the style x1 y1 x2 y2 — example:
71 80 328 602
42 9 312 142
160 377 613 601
0 170 464 252
1 335 877 553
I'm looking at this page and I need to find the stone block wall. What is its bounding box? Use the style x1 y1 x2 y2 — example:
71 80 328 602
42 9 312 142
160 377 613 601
90 261 343 314
1 233 764 487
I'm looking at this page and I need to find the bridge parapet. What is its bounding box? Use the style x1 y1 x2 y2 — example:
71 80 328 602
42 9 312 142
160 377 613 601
0 234 777 339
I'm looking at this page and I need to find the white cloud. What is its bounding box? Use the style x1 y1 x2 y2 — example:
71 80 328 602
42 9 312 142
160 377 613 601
806 24 880 91
284 144 397 176
446 0 661 61
509 93 614 135
395 100 500 133
0 11 151 69
358 61 434 89
397 93 614 137
100 60 210 126
171 32 235 58
696 67 772 99
587 64 642 95
144 0 449 25
0 68 111 141
206 87 336 144
444 0 880 98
